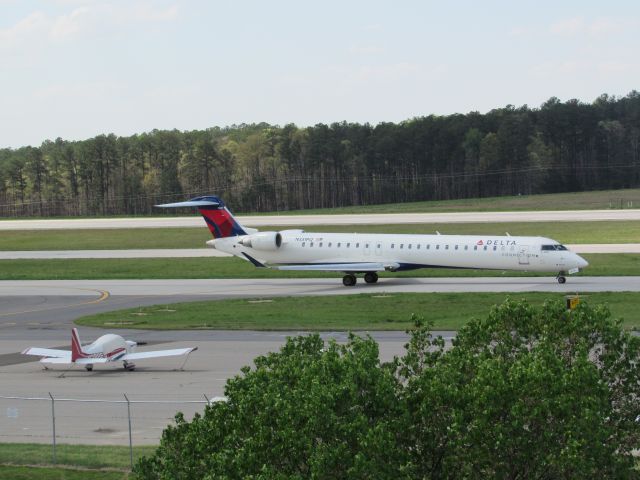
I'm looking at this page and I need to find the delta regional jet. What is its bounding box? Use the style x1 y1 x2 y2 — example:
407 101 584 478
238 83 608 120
22 328 197 371
157 196 589 286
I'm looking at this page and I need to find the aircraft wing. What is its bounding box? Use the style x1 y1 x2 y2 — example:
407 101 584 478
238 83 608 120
38 357 109 365
21 347 70 359
121 347 197 361
277 262 398 272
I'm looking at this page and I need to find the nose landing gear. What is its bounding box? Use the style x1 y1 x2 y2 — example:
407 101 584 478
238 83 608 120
557 271 567 284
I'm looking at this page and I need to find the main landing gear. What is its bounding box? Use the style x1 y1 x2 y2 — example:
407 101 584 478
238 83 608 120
364 272 379 284
342 272 379 286
343 274 357 286
123 361 136 371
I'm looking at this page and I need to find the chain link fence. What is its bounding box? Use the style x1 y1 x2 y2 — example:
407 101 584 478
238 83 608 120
0 393 226 468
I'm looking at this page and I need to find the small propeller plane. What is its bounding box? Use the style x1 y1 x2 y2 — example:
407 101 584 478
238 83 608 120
22 328 197 371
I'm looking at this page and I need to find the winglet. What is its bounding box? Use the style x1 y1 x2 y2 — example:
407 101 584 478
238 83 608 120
71 328 87 362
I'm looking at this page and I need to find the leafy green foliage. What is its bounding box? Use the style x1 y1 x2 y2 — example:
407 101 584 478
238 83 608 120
135 334 402 479
397 301 640 478
135 300 640 479
2 92 640 216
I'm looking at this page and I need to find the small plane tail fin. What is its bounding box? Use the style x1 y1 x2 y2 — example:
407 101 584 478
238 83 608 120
71 328 88 362
155 196 250 239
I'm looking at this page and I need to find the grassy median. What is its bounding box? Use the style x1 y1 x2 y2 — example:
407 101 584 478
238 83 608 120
1 220 639 251
75 292 640 331
0 254 637 280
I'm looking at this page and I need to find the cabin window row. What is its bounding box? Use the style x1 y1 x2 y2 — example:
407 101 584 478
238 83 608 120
299 242 515 252
300 242 382 248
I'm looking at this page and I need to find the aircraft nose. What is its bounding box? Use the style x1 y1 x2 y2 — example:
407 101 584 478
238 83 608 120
577 255 589 269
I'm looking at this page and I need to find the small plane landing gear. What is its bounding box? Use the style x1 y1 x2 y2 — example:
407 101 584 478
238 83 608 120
557 272 567 284
123 361 136 371
364 272 379 284
85 364 93 371
342 274 357 286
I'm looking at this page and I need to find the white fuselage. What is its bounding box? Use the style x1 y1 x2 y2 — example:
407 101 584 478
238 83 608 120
211 232 588 273
83 334 135 360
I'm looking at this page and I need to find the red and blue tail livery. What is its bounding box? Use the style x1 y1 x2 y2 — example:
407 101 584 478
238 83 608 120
156 196 247 238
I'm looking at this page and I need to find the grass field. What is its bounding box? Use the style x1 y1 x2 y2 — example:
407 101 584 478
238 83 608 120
0 254 637 280
75 292 640 331
1 220 639 251
0 443 156 479
0 443 154 470
0 465 129 480
255 188 640 215
1 189 639 220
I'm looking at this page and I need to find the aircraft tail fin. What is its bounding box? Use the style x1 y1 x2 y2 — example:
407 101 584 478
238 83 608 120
155 196 250 239
71 328 88 362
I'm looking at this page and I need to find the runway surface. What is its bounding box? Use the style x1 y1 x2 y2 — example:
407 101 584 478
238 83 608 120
2 209 640 230
1 243 637 259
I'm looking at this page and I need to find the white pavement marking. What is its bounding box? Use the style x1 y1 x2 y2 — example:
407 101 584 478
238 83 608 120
0 244 637 259
1 209 640 230
1 277 639 297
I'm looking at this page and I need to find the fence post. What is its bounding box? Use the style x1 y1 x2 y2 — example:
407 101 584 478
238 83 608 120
124 394 133 469
48 392 56 464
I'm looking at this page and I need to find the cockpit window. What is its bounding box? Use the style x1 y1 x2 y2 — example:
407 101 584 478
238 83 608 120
541 244 568 251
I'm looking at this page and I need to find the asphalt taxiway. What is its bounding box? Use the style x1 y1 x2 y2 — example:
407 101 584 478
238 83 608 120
2 276 638 444
1 276 638 339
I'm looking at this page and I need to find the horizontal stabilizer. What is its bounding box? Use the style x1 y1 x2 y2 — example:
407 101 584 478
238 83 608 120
39 356 109 365
75 358 110 364
40 357 73 365
122 347 197 361
277 262 394 272
22 347 70 359
155 200 220 208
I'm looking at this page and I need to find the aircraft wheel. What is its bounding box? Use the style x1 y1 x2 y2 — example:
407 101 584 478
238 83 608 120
557 276 566 284
342 274 357 287
85 365 93 371
364 272 379 284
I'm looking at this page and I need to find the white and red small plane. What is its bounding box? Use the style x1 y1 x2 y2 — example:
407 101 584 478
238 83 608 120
22 328 197 371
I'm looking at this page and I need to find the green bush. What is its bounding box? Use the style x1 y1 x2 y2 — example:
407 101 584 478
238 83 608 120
135 300 640 479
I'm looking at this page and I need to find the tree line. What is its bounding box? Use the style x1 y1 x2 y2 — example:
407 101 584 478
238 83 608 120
1 92 639 217
135 300 640 479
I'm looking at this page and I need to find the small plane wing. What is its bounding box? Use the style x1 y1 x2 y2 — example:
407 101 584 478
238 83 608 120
21 347 70 359
38 357 110 365
121 347 197 361
277 262 397 272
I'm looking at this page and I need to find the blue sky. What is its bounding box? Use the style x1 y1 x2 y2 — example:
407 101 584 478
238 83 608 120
1 0 638 148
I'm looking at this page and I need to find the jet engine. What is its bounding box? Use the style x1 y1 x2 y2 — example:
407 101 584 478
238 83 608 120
239 232 282 251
